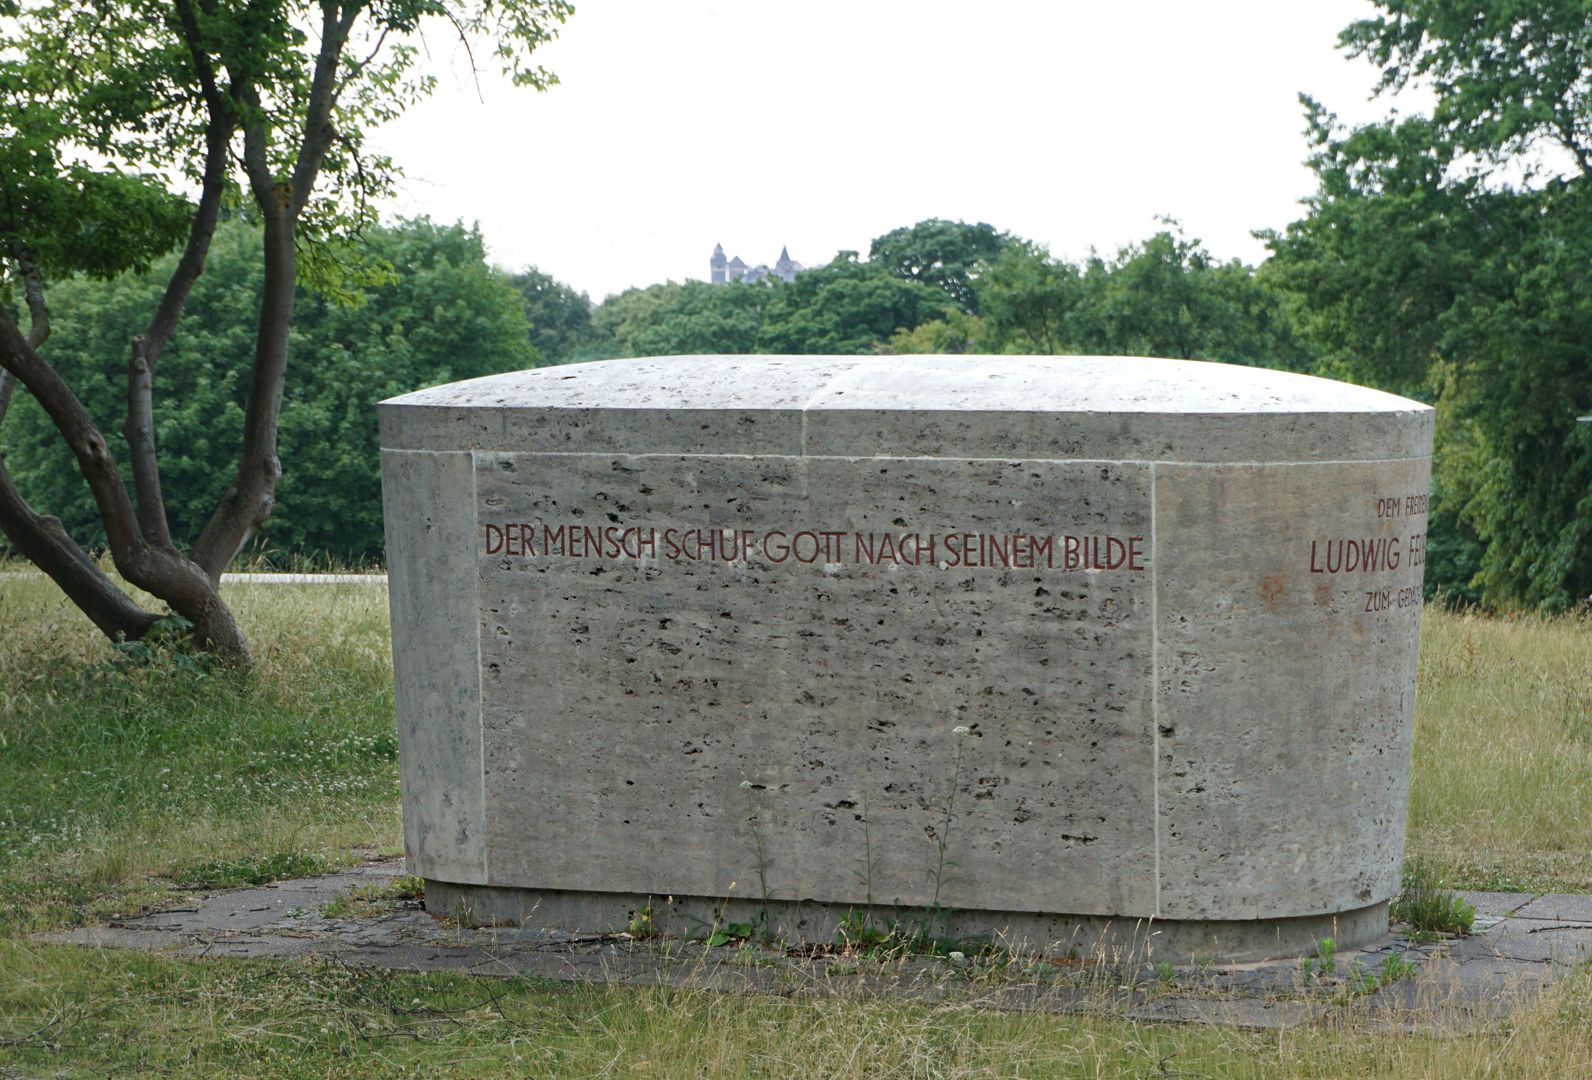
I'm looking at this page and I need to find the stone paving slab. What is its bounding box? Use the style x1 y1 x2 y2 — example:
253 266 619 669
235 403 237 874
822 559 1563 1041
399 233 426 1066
1511 893 1592 923
1458 890 1537 920
38 858 1589 1032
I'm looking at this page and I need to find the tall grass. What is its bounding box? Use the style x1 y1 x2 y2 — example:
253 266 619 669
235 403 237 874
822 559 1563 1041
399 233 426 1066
1 577 1589 1076
0 574 400 931
2 948 1591 1077
1408 610 1592 890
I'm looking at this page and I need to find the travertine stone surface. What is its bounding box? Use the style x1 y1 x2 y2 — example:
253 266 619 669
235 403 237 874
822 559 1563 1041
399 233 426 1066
380 355 1433 958
380 449 486 883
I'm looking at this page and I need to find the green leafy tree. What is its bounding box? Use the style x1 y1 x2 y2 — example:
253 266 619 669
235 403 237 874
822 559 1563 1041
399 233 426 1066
0 0 570 664
868 219 1012 314
974 231 1311 369
884 310 993 355
758 254 946 354
1075 228 1314 369
1260 109 1476 395
625 281 768 357
277 219 537 556
509 266 594 364
586 256 944 359
1340 0 1592 172
1268 1 1592 609
977 242 1086 355
588 280 770 358
5 219 534 561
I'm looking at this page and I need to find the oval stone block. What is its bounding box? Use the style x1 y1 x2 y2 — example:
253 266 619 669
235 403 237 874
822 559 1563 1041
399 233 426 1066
379 355 1433 961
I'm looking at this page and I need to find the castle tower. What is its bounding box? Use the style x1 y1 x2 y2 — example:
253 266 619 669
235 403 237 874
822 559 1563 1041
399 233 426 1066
710 243 727 285
774 245 795 283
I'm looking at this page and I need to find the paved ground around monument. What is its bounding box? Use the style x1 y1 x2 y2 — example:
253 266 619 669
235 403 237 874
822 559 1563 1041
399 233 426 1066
40 857 1592 1031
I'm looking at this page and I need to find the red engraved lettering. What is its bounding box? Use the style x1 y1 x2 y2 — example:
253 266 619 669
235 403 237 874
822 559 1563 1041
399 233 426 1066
988 534 1011 569
484 523 504 555
792 531 821 563
764 530 790 564
942 532 962 568
1031 535 1054 569
1011 534 1033 569
821 530 846 561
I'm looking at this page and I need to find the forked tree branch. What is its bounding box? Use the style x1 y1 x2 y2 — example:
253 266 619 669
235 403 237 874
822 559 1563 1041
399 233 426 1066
191 101 295 580
192 8 363 580
123 335 172 548
119 1 242 550
171 0 225 117
10 243 50 349
144 119 235 365
0 309 146 570
0 332 249 656
292 1 360 213
238 87 278 209
0 450 164 643
0 359 163 642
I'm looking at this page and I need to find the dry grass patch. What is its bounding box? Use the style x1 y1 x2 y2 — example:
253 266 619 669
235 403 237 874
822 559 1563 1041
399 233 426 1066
0 571 400 932
1 945 1591 1078
1409 608 1592 891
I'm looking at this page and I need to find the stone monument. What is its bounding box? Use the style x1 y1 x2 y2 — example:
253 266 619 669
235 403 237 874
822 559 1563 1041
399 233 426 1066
379 355 1432 961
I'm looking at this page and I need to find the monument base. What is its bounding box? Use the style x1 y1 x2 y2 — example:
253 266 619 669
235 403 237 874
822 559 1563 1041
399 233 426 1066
424 879 1388 964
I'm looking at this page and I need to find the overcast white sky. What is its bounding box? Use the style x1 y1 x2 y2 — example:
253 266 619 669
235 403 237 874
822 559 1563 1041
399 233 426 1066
374 1 1418 301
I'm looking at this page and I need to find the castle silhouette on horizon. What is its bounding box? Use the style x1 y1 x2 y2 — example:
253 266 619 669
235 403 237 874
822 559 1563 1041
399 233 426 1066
710 243 804 285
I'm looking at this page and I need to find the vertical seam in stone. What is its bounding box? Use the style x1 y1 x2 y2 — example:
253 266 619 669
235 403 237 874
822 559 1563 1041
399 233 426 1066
471 450 489 885
1150 461 1161 919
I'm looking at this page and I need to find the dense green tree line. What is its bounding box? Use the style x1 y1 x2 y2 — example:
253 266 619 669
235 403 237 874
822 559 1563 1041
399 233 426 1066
3 219 534 562
573 221 1304 368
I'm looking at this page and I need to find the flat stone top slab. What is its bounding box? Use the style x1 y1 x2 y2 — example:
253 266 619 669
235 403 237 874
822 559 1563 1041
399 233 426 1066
380 355 1433 462
384 354 1423 415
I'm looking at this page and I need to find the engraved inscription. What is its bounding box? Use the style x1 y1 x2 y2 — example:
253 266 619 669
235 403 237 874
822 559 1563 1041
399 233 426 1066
1303 491 1429 616
483 521 1147 572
